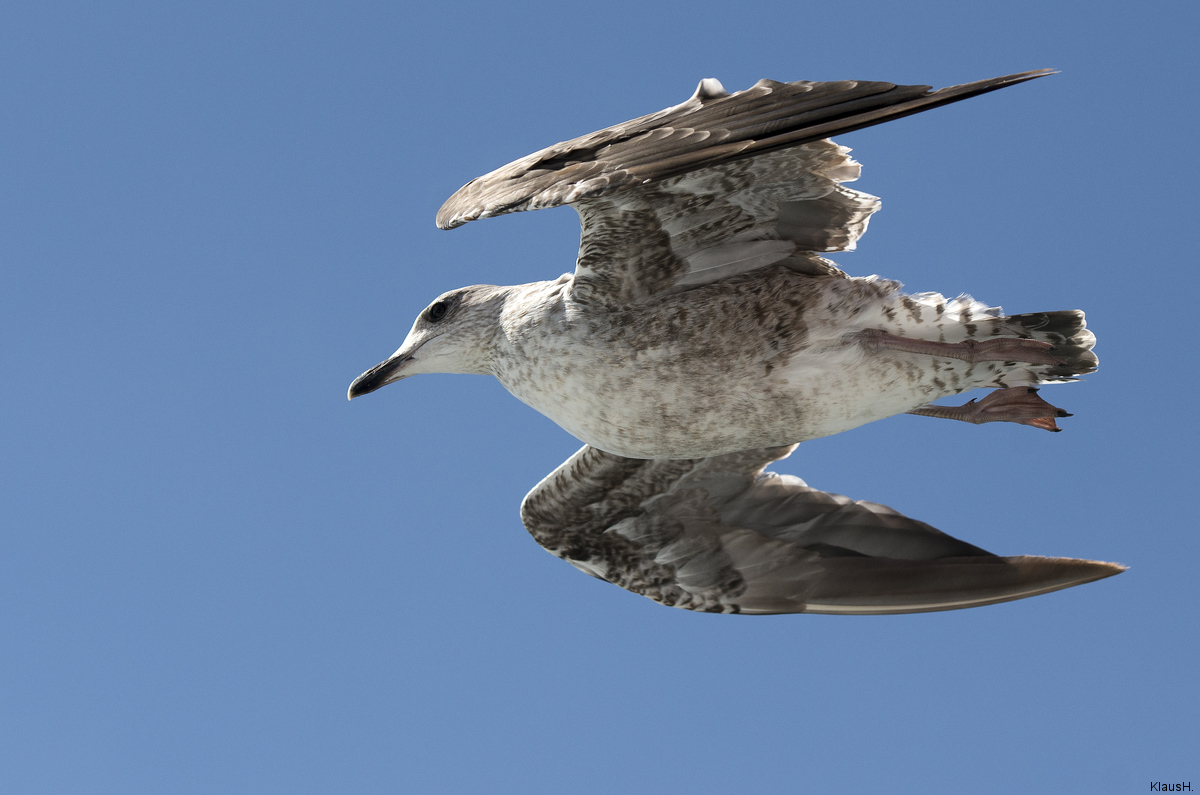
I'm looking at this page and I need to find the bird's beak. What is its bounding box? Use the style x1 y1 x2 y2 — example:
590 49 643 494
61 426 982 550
347 353 414 399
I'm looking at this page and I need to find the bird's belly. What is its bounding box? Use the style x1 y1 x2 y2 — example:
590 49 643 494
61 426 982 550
497 341 939 459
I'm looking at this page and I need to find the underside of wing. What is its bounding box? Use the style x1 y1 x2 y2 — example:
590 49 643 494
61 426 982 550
568 142 877 303
519 445 1124 615
437 70 1052 230
436 70 1053 306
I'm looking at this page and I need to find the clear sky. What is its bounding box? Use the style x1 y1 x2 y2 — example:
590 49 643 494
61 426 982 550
2 1 1196 792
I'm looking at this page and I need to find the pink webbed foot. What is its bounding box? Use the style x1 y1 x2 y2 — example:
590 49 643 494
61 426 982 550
908 387 1073 432
858 330 1066 366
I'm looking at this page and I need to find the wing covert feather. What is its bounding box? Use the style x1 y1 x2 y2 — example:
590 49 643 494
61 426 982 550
519 445 1124 614
437 70 1052 229
437 70 1053 307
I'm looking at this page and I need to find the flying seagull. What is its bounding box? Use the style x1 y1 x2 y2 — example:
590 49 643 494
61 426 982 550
349 69 1123 614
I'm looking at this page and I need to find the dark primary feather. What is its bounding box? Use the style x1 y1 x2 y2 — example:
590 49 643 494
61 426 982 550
436 70 1052 308
436 69 1053 229
520 445 1124 615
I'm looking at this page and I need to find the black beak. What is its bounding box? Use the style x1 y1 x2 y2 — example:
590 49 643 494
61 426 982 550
347 355 412 399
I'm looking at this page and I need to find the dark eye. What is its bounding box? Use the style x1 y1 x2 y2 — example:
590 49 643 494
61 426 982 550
426 300 450 323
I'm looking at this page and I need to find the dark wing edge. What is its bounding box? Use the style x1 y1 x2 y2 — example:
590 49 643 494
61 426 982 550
519 444 1124 615
437 69 1054 231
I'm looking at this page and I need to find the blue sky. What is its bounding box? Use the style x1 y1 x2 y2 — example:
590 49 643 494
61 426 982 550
2 1 1196 792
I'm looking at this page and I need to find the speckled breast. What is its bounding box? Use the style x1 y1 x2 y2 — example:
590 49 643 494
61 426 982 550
491 270 938 459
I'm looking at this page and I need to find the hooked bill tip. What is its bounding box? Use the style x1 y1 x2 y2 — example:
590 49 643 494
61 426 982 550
347 371 382 399
347 355 411 399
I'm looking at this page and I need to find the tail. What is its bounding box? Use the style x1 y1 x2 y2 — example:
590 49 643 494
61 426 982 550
1000 310 1098 383
901 291 1099 388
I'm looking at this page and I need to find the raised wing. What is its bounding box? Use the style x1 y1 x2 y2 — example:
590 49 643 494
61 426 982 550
567 143 875 305
438 70 1053 306
519 444 1123 615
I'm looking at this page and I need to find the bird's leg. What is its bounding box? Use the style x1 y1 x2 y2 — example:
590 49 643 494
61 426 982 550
857 329 1064 365
907 387 1072 432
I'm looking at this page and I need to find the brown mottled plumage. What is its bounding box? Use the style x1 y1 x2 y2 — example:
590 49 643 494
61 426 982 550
348 70 1122 614
520 445 1122 615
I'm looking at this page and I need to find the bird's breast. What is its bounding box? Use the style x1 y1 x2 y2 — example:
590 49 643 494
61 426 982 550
491 270 937 458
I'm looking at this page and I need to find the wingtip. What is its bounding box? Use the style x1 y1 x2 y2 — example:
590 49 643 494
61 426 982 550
1011 67 1058 78
932 68 1057 98
1091 559 1129 577
799 554 1126 615
1001 67 1059 85
1005 555 1128 588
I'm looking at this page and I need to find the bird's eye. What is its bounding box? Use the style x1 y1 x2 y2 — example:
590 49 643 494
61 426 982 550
426 300 450 323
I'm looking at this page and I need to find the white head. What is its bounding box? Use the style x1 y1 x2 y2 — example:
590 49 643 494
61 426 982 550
348 284 506 399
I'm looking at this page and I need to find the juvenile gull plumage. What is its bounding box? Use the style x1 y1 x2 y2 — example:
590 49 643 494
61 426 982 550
349 70 1123 614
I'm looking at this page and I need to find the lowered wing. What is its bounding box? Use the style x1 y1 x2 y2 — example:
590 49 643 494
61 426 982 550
520 444 1123 615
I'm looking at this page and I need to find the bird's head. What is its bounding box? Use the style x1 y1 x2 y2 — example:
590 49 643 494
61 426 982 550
347 284 504 399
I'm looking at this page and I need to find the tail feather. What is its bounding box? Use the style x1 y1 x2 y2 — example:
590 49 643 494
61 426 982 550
855 282 1098 394
901 292 1098 387
1001 310 1098 382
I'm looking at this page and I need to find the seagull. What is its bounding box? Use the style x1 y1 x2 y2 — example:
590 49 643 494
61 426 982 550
349 69 1123 614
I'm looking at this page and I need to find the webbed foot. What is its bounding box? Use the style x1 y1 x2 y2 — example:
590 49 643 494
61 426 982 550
908 387 1073 432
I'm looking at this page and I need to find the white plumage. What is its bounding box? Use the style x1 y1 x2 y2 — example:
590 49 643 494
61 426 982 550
348 70 1122 614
